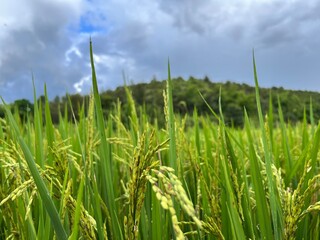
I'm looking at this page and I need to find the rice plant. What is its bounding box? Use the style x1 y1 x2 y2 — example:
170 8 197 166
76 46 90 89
0 42 319 239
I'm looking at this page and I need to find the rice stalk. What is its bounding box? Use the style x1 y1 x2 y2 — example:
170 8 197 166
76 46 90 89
124 131 168 240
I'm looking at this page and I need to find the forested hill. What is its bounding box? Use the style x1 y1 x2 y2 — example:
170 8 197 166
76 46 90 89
4 76 320 127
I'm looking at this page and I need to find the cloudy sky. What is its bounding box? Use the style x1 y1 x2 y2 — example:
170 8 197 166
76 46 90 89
1 0 320 102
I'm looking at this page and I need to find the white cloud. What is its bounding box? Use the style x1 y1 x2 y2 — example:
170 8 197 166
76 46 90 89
93 53 135 71
0 1 32 26
74 75 90 93
65 46 83 63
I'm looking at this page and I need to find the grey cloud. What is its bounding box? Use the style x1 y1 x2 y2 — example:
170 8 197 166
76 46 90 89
0 0 86 102
249 1 320 48
2 0 320 103
30 1 71 43
157 1 320 49
158 0 212 34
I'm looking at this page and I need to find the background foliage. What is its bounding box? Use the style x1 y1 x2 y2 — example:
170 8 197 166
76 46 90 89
2 77 320 127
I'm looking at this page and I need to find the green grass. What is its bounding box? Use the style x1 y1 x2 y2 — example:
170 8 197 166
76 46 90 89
0 42 319 239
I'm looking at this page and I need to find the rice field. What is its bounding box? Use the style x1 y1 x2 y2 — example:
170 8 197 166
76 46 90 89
0 42 319 239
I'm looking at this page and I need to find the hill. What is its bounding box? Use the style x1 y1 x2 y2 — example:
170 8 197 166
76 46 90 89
3 76 320 127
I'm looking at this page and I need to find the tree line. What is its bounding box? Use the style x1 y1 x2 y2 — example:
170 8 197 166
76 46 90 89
1 76 319 127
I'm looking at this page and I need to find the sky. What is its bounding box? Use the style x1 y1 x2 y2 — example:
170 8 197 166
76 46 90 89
1 0 320 102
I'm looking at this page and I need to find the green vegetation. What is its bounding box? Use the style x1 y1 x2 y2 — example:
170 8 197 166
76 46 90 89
2 69 320 128
0 43 319 239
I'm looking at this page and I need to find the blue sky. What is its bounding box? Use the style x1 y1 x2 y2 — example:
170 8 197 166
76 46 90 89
1 0 320 102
